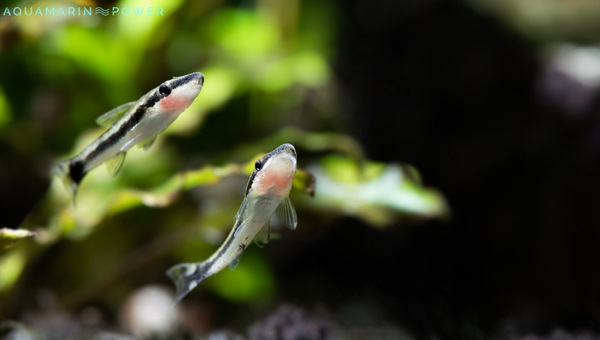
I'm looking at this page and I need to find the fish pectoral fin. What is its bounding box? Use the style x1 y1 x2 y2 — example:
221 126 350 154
254 221 271 248
95 101 137 128
137 135 157 151
105 152 126 176
272 197 298 230
228 255 242 270
233 196 253 237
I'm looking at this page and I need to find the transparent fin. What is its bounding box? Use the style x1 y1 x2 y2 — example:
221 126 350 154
228 255 242 270
273 197 298 230
233 196 253 237
254 221 271 248
51 160 79 203
137 135 157 151
105 152 126 176
95 101 136 128
166 262 202 305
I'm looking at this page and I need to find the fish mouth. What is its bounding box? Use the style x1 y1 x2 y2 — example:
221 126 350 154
276 143 297 159
171 72 204 89
271 146 297 171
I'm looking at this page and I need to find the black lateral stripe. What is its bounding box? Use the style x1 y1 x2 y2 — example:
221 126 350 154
214 226 241 260
69 160 86 184
85 93 160 162
192 263 208 282
245 170 258 196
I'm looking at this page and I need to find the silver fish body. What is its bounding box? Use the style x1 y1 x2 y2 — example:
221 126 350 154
167 143 298 304
52 72 204 197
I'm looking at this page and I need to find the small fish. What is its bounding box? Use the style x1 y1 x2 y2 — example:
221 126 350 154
52 72 205 198
167 143 298 304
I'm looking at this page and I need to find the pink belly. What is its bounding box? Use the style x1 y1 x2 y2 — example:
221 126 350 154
158 95 192 113
255 171 293 196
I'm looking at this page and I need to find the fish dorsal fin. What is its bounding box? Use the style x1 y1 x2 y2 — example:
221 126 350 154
228 255 242 270
233 196 253 237
105 152 126 176
272 197 298 230
254 221 271 248
137 135 157 151
96 101 137 128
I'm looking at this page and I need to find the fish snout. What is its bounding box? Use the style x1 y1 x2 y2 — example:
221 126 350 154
276 143 297 159
197 73 205 86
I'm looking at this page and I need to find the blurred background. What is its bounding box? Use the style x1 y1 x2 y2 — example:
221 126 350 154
2 0 600 339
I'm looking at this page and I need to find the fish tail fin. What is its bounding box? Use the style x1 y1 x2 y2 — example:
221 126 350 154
166 262 206 305
51 160 85 201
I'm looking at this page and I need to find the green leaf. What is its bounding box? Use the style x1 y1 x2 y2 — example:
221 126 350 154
0 228 35 253
304 156 449 227
293 168 316 197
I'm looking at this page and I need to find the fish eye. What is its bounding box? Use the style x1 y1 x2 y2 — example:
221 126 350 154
158 84 171 97
254 159 263 170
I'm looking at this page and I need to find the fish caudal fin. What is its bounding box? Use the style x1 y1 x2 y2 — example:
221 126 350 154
51 160 84 201
166 263 205 304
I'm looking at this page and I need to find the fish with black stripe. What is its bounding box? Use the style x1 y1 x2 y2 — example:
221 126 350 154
52 72 204 198
167 143 299 304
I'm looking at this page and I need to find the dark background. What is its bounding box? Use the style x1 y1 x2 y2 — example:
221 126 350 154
325 0 600 338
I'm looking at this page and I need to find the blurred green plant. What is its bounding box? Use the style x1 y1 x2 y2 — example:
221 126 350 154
207 252 277 303
0 229 33 294
0 228 35 253
0 248 27 292
0 87 12 130
304 157 448 227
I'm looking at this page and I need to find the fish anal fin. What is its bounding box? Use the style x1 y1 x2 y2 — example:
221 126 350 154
254 221 271 248
228 255 242 270
96 101 136 128
105 152 126 176
273 197 298 230
137 135 157 151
